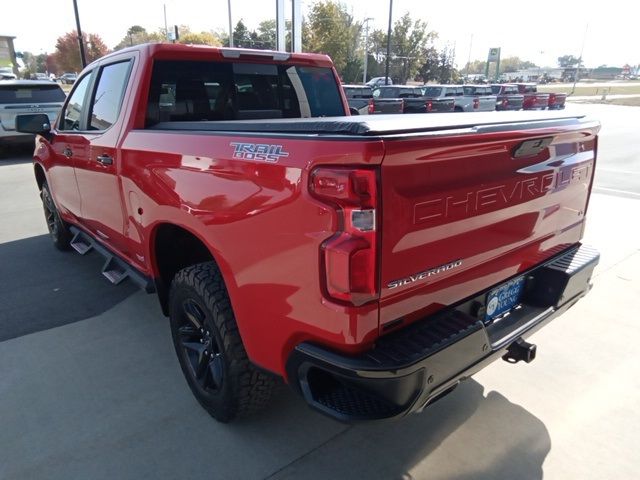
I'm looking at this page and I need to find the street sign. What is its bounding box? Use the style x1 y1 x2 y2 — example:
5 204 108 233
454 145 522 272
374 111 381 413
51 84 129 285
488 48 501 62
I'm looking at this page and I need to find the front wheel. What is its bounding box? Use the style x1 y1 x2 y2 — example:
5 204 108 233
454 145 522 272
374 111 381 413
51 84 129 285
41 182 71 250
169 262 275 422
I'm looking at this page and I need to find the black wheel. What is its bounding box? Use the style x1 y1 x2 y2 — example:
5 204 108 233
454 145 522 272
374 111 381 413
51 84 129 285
454 106 463 112
41 182 71 250
169 262 275 422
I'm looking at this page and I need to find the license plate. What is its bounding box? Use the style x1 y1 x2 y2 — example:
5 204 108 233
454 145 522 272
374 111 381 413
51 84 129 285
485 276 526 321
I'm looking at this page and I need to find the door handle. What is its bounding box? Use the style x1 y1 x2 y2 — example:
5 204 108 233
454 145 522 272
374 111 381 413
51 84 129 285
96 154 113 166
63 147 73 158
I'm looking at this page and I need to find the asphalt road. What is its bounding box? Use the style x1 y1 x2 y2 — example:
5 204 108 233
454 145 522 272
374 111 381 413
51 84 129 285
1 104 639 479
570 103 640 198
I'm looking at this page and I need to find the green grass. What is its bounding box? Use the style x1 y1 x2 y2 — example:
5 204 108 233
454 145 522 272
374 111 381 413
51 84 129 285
538 83 640 96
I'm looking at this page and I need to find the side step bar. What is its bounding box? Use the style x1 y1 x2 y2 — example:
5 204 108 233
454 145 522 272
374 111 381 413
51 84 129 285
69 226 156 293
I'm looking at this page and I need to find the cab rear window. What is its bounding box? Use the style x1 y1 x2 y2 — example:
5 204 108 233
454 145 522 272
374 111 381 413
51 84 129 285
0 84 66 104
146 60 344 125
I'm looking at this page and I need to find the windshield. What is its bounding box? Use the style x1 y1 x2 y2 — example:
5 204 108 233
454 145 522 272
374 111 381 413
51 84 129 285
0 84 66 104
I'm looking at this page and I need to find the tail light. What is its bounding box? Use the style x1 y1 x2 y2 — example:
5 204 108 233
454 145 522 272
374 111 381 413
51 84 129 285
549 93 556 105
368 98 374 114
502 98 509 108
310 167 378 306
473 98 479 109
425 100 433 112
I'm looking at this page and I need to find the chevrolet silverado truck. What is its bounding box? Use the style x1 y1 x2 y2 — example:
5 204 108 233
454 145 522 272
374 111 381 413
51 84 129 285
373 85 454 113
456 85 498 112
490 84 525 111
16 44 600 423
342 84 403 115
514 83 552 110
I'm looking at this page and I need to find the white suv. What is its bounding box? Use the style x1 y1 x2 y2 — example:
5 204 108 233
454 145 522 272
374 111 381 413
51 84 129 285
0 80 65 148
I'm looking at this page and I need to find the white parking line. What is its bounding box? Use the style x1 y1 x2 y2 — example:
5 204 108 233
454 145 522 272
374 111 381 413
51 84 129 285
592 187 640 198
597 168 640 175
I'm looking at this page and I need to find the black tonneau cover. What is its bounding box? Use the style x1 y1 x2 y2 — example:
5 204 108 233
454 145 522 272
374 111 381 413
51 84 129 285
149 111 586 137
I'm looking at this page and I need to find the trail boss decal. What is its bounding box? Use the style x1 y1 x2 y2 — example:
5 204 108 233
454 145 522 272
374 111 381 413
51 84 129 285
230 142 290 163
387 259 463 289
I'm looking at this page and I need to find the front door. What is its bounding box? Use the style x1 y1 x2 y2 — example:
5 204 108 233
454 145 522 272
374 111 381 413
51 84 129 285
73 59 133 256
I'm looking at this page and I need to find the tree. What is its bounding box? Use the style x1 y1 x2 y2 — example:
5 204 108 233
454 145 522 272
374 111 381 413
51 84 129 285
179 30 222 46
114 25 163 50
232 20 255 47
306 1 362 80
367 13 437 84
255 20 276 50
417 46 440 82
557 54 581 68
390 14 433 84
53 32 109 73
500 56 538 73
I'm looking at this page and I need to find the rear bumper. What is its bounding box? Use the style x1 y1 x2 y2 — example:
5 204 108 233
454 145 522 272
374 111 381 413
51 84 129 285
286 244 599 422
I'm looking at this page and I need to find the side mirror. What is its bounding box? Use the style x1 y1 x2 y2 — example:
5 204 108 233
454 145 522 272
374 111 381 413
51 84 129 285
349 107 360 115
15 113 52 136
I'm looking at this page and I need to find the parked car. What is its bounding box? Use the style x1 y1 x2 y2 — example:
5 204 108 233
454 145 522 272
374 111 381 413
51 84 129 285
0 80 65 147
366 76 393 87
30 73 52 81
342 84 375 115
374 85 454 113
490 84 525 111
513 83 550 110
16 43 600 424
0 67 18 80
58 73 77 85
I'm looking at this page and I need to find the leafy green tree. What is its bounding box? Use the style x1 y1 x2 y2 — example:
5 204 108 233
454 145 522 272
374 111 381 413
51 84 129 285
306 1 362 80
179 30 222 46
557 54 581 68
114 25 164 50
233 20 256 47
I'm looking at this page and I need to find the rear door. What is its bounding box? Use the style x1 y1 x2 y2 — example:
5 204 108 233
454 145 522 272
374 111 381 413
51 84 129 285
377 118 599 328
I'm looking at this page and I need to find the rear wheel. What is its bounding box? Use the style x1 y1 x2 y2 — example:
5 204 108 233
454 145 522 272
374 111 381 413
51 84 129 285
454 106 463 112
41 181 71 250
169 262 275 422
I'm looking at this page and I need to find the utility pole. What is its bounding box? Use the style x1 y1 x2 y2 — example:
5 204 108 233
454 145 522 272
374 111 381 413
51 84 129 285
571 24 588 95
72 0 87 68
163 4 169 41
362 17 373 84
384 0 393 85
227 0 234 47
465 34 473 80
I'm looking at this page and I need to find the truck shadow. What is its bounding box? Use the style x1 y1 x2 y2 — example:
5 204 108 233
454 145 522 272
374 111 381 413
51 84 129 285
255 379 551 479
0 234 138 341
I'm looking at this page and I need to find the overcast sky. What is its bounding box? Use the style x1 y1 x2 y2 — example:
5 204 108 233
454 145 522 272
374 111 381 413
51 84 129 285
2 0 636 68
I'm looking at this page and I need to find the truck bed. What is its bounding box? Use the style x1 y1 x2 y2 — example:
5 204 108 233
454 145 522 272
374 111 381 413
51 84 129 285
150 110 587 136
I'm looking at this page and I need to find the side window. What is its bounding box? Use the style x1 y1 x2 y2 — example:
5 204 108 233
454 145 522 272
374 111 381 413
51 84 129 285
60 73 92 131
89 60 131 131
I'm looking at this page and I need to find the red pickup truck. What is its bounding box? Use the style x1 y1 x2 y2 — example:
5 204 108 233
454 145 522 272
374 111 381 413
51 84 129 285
514 83 551 110
17 44 599 423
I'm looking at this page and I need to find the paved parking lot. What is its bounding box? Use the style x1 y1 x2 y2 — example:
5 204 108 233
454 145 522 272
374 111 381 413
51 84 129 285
1 104 639 479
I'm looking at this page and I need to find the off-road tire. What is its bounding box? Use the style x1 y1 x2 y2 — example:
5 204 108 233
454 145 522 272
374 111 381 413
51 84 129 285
169 262 275 422
41 181 72 250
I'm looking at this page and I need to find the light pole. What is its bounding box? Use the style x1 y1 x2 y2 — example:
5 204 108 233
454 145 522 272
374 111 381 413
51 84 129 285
72 0 87 68
228 0 234 47
384 0 393 85
362 17 373 84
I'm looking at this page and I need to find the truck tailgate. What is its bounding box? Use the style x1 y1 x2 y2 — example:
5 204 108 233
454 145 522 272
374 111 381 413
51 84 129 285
377 116 599 329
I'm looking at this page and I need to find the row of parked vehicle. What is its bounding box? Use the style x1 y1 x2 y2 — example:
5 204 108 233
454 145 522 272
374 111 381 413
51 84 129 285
343 82 566 115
